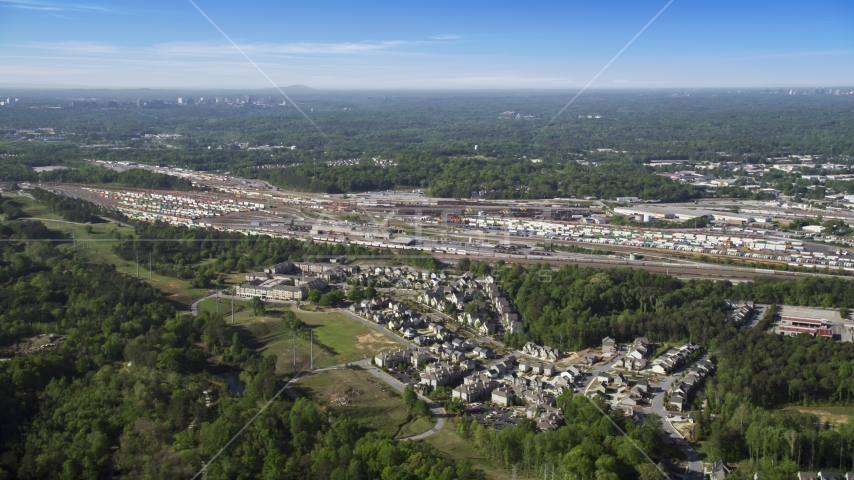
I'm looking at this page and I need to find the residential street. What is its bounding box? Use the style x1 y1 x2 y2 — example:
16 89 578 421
580 355 704 479
354 359 447 441
649 373 703 479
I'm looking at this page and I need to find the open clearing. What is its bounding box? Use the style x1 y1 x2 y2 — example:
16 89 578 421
11 195 205 308
782 406 854 424
295 367 430 439
207 302 400 372
423 419 513 480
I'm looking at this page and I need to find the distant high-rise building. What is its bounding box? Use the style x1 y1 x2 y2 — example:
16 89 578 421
137 99 144 107
245 95 253 104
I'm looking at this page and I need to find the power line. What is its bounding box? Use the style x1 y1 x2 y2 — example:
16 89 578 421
190 360 313 480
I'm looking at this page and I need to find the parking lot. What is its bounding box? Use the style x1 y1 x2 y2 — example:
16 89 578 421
466 403 524 430
386 366 419 387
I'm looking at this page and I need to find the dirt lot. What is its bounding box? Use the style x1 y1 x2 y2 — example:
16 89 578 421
782 406 854 424
2 333 64 357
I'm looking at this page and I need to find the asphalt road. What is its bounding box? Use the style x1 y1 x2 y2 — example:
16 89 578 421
354 359 447 441
190 293 218 317
190 292 241 317
649 374 703 479
582 356 703 479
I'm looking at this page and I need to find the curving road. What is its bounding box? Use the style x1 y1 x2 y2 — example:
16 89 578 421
191 292 236 317
233 304 445 441
353 359 446 441
287 358 445 442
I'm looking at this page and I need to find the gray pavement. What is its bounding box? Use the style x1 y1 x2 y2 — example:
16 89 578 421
190 293 218 317
581 355 703 479
354 359 446 441
649 372 703 479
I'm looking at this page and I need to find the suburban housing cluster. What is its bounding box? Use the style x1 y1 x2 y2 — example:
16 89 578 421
651 343 702 375
724 300 756 326
613 337 653 371
238 260 723 436
667 357 716 412
374 347 571 431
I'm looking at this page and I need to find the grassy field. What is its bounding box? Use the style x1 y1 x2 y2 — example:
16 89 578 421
294 309 402 366
70 223 205 308
423 419 514 480
397 416 435 439
4 194 63 220
295 367 429 439
203 301 401 372
9 194 206 308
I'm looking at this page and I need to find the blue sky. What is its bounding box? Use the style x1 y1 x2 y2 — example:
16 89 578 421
0 0 852 89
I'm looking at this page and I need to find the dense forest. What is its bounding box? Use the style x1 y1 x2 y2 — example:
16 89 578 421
4 90 854 158
31 187 107 223
111 218 389 287
242 156 707 200
38 166 195 191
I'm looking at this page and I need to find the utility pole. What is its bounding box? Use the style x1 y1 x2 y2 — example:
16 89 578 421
231 294 234 324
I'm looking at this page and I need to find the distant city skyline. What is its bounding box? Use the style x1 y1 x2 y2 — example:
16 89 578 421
0 0 852 89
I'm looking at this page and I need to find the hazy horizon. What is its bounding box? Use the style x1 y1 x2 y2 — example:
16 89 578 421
1 0 852 90
2 85 853 94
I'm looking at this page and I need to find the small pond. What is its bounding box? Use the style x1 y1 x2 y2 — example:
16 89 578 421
214 372 246 395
